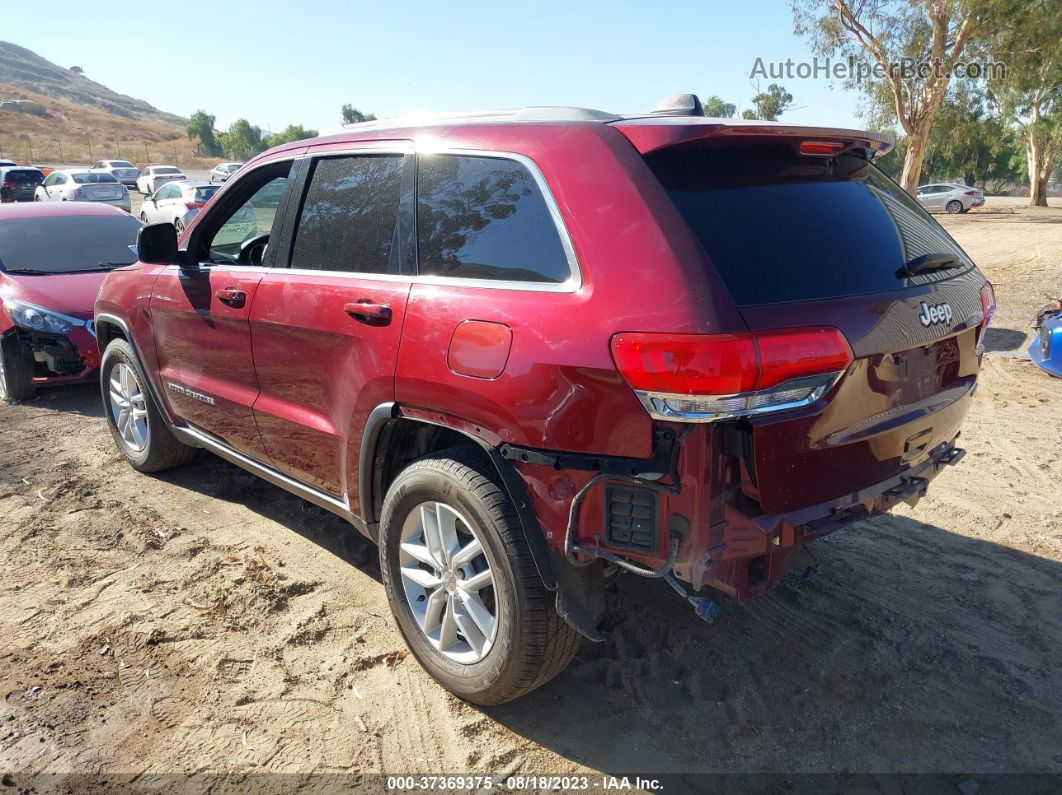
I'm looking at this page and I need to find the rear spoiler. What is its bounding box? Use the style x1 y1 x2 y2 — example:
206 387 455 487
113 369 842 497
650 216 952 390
609 116 894 158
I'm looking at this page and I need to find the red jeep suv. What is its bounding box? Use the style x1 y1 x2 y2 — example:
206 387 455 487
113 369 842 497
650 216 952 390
94 96 994 704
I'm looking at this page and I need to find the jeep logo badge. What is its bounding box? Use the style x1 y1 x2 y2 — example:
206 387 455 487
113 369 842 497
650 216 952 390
918 301 953 327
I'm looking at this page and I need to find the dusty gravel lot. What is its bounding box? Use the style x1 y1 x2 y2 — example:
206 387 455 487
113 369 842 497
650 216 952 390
0 201 1060 787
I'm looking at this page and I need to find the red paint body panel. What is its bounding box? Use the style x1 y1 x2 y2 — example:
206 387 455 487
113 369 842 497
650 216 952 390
396 283 652 457
248 272 411 502
149 266 266 457
0 271 108 319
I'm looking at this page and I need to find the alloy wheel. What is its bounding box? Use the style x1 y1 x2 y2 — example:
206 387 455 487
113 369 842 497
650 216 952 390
398 501 499 664
108 363 149 452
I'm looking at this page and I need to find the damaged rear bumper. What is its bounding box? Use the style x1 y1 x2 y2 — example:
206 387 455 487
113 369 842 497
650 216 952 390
691 440 964 601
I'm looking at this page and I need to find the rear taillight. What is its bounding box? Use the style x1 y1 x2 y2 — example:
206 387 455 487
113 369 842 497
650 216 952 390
0 181 12 188
610 327 853 422
185 201 197 210
964 190 978 196
74 187 85 198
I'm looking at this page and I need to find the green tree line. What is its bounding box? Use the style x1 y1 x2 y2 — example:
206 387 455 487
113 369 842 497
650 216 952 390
187 105 379 161
788 0 1061 204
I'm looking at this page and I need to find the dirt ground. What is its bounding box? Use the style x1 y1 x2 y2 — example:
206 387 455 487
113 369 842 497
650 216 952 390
0 201 1060 787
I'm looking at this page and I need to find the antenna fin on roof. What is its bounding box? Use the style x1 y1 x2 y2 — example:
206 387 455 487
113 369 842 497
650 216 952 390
650 94 704 117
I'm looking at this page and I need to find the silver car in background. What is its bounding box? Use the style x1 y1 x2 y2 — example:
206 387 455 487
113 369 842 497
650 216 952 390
90 159 141 187
209 161 243 182
33 169 130 212
915 183 985 214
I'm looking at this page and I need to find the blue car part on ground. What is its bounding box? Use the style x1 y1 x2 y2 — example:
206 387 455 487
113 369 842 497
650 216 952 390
1029 308 1062 378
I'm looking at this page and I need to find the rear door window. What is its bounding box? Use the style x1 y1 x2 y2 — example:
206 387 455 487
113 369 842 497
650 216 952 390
289 154 405 275
646 144 972 306
416 154 572 284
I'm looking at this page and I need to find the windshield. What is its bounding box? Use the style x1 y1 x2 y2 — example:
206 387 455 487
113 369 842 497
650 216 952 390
0 215 141 273
154 167 181 175
72 173 118 184
646 144 971 306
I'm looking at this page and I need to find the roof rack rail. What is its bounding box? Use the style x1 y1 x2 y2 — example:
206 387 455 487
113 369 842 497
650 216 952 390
338 106 619 131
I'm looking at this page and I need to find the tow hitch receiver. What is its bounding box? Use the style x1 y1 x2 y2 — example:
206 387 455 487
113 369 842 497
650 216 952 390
886 445 965 506
886 476 929 506
935 446 966 466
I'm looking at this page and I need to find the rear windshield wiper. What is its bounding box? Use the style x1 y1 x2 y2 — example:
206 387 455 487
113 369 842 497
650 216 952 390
898 253 962 278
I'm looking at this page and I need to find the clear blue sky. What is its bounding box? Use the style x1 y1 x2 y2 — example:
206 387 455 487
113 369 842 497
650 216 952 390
7 0 863 132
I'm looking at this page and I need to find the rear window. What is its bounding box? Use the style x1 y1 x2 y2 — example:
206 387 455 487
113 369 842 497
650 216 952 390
3 170 43 185
0 215 141 273
72 172 118 184
110 161 135 168
646 145 971 306
154 167 181 175
194 186 219 202
416 154 572 284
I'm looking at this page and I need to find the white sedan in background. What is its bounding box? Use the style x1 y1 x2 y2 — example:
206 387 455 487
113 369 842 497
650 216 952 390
90 159 141 187
136 165 186 195
915 183 985 213
209 161 243 182
33 169 130 212
139 180 220 232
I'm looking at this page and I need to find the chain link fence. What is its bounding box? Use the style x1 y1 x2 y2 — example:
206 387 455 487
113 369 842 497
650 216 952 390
0 135 215 169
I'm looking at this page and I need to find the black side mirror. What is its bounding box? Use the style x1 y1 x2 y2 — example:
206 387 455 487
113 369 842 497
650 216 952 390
137 222 178 264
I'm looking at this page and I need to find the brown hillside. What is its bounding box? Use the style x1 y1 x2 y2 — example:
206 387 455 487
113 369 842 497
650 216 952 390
0 41 209 166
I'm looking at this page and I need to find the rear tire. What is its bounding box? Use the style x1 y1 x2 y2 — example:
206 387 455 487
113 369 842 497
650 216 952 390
100 338 196 473
174 217 185 233
946 200 963 214
0 335 37 403
378 448 579 705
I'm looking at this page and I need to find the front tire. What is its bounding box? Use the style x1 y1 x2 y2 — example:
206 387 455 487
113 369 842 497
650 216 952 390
379 449 579 705
100 338 196 473
0 335 36 403
946 200 963 214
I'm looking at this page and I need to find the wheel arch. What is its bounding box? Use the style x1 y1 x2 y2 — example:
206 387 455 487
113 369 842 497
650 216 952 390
95 312 176 426
361 405 606 641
